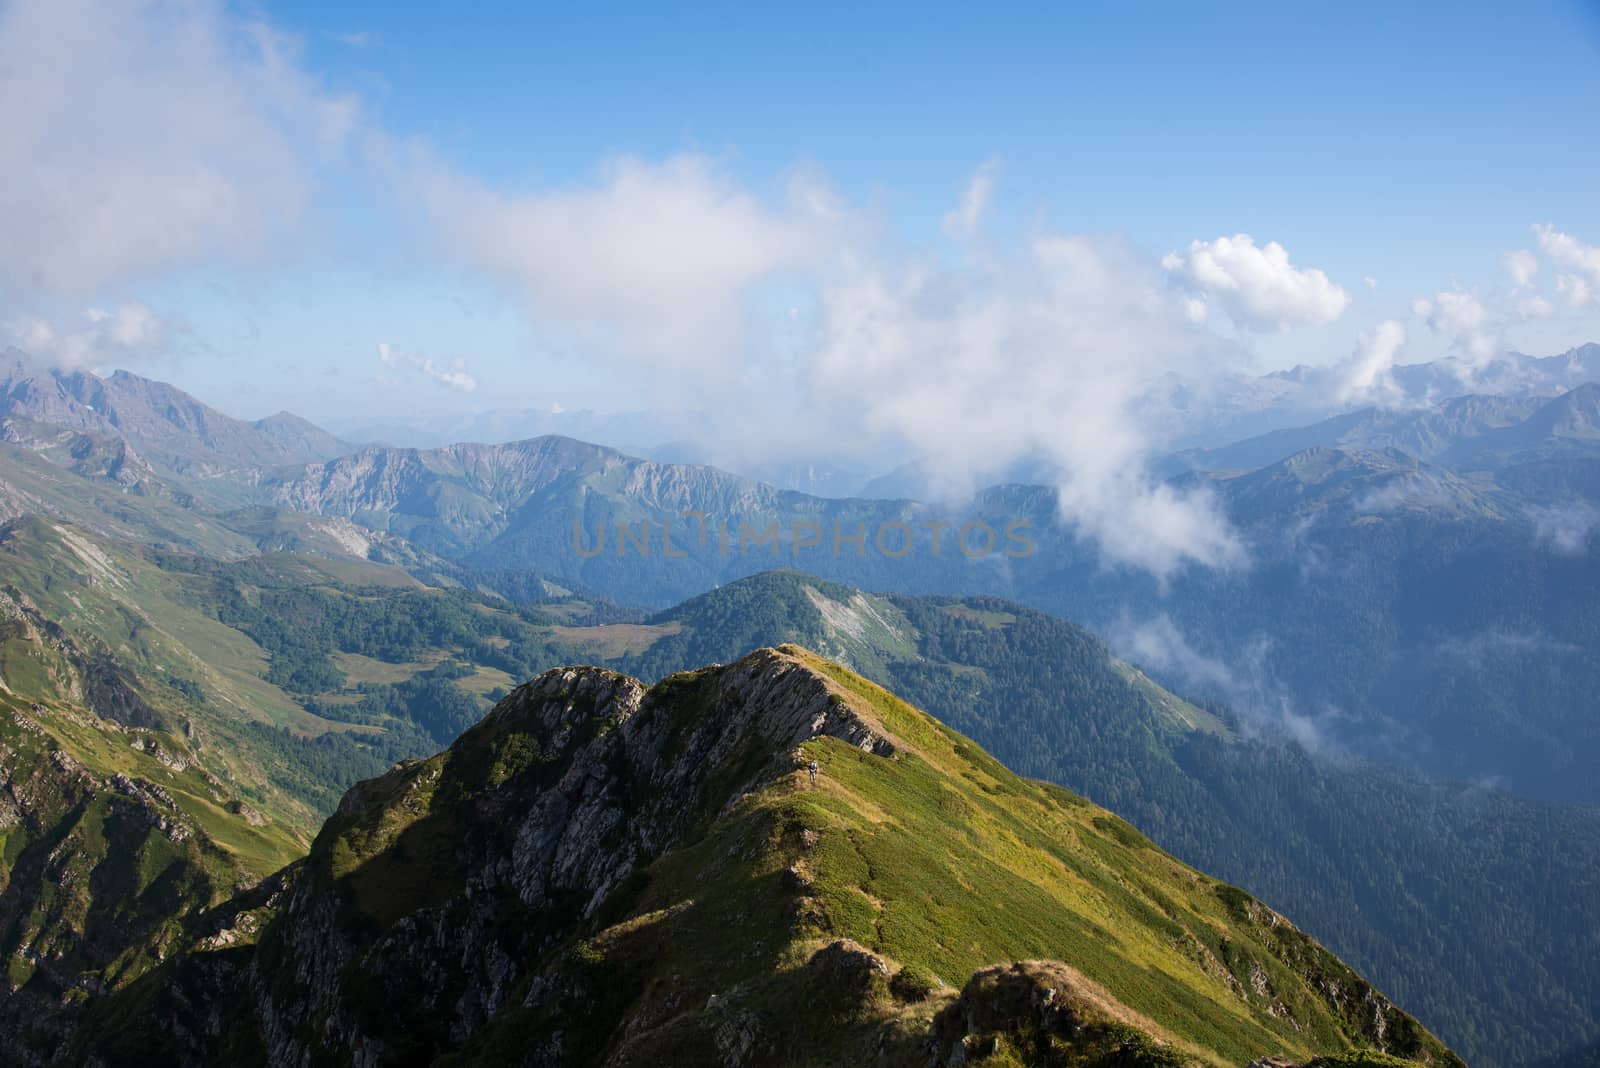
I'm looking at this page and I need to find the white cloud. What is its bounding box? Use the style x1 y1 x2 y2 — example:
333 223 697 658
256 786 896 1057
1533 224 1600 308
1503 248 1539 288
1413 288 1501 367
418 155 836 369
377 342 476 393
1110 614 1329 750
1113 613 1235 689
0 0 356 294
1161 234 1350 332
6 302 169 369
1528 501 1600 555
941 161 998 239
809 231 1244 578
1337 319 1408 407
417 162 1257 576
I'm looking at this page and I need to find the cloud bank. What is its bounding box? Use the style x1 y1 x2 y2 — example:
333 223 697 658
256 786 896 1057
418 158 1285 576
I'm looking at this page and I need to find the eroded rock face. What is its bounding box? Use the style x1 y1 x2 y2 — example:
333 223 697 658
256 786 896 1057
104 648 898 1067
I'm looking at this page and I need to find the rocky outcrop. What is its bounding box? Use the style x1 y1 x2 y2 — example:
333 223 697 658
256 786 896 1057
927 961 1182 1068
117 647 899 1066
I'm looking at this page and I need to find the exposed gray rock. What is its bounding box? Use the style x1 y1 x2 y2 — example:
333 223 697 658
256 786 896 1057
113 647 898 1067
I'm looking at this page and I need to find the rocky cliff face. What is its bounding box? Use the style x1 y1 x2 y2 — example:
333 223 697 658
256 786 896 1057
250 649 895 1065
64 648 1463 1068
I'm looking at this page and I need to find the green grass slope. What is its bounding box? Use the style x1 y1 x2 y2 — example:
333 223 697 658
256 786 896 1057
0 687 303 1057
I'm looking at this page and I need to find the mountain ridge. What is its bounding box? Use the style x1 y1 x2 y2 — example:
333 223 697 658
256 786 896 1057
63 647 1460 1068
0 353 354 489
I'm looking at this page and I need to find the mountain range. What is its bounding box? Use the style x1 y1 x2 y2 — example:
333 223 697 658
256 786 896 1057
213 420 1600 806
1147 343 1600 451
0 349 353 493
1 348 1599 1064
0 510 1590 1064
1165 383 1600 477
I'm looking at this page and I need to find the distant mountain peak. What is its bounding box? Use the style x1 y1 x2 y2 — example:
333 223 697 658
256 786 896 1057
0 351 354 486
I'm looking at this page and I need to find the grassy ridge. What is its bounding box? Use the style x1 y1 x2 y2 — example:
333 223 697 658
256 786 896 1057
399 649 1456 1066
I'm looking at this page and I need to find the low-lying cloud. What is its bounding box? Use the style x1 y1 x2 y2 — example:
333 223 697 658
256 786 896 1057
6 302 170 370
807 228 1246 578
1528 501 1600 555
1337 319 1410 407
1111 612 1329 751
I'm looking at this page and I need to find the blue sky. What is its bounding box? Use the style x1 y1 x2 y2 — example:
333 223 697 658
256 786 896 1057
3 0 1599 433
283 0 1600 264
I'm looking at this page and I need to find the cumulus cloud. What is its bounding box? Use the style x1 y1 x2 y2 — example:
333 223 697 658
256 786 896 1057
1533 224 1600 308
378 342 476 393
941 161 998 239
0 0 356 295
1337 319 1408 407
6 303 170 369
1161 234 1350 332
417 155 837 369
